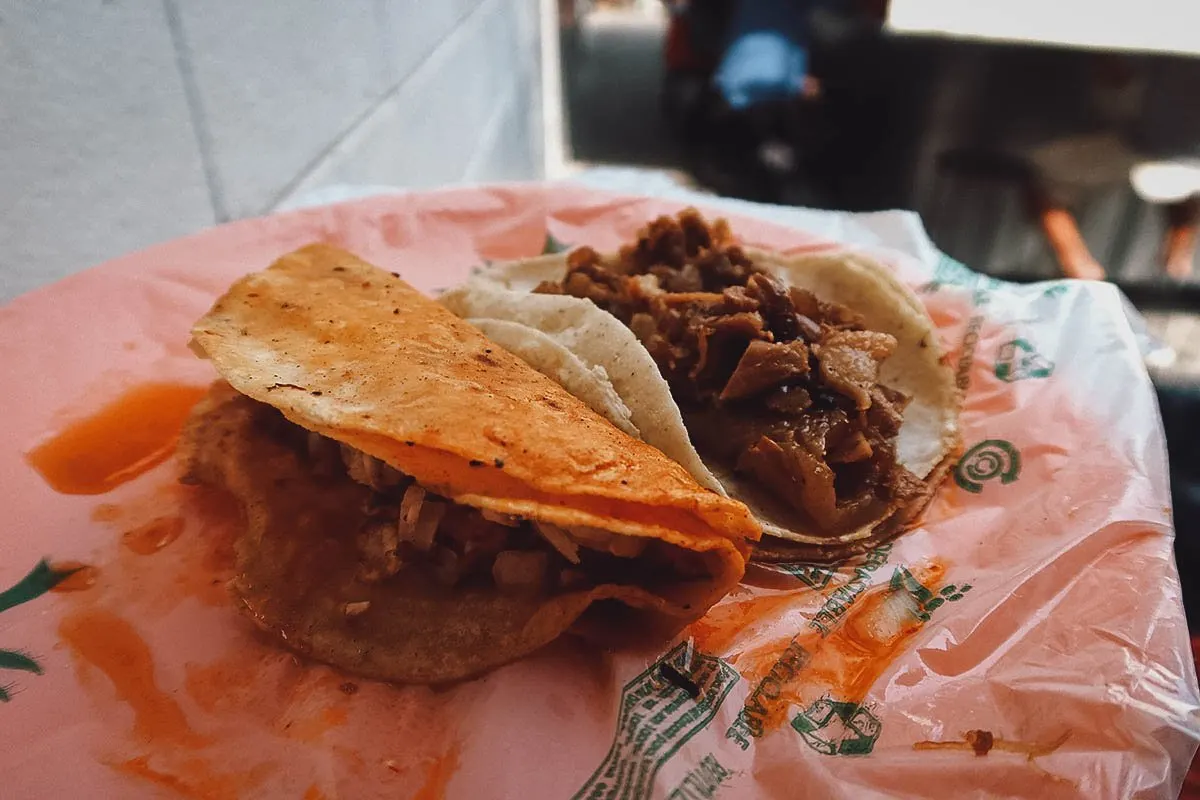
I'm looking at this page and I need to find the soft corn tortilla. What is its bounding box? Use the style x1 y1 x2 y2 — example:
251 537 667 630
441 249 962 563
182 244 760 682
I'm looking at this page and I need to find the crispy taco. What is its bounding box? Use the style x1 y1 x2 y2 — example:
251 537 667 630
441 210 961 563
179 244 759 684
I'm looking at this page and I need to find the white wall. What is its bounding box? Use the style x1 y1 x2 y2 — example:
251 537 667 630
0 0 545 301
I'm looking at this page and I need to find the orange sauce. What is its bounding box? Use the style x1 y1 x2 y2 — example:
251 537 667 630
114 755 272 800
303 786 329 800
26 382 207 495
58 608 209 748
690 592 798 655
122 515 185 555
730 562 949 736
286 706 349 743
91 503 122 522
412 741 462 800
49 561 99 592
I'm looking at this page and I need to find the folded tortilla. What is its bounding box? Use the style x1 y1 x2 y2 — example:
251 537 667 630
179 244 759 683
441 212 962 563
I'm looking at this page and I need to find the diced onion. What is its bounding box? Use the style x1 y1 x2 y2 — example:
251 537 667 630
481 509 522 527
567 525 646 558
534 523 581 564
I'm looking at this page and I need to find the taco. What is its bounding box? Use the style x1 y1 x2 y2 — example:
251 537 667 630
441 210 961 563
178 244 759 684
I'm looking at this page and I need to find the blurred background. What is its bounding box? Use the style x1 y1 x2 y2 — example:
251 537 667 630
3 0 1200 702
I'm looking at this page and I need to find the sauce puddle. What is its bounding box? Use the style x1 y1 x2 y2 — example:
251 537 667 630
26 382 207 495
121 516 185 555
58 607 210 748
49 562 100 593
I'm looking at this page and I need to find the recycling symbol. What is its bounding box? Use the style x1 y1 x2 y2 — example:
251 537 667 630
792 697 882 756
995 339 1054 382
954 439 1021 494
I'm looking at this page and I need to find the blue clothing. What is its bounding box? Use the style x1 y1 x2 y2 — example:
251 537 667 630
713 0 815 110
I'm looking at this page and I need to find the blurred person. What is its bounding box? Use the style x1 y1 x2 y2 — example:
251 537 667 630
661 0 891 205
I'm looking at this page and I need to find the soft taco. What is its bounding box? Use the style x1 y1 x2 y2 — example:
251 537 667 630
441 210 961 563
178 244 759 684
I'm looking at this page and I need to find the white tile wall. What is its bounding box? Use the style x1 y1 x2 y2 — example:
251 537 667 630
0 1 214 300
0 0 546 303
279 0 543 199
174 0 391 219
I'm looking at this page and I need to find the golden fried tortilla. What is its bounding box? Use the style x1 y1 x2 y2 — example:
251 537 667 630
182 245 760 683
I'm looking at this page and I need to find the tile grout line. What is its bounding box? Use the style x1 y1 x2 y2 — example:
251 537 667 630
261 0 497 215
162 0 229 224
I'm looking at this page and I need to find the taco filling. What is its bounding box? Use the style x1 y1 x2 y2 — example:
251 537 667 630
532 212 926 540
247 401 708 596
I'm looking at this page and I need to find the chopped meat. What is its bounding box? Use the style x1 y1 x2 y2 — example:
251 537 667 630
720 340 810 401
702 310 768 341
306 431 342 474
431 546 462 586
738 435 886 532
866 385 909 438
651 262 703 292
692 312 768 391
721 285 762 313
442 506 510 574
492 551 549 592
747 273 818 342
629 312 658 345
533 209 928 538
765 386 813 414
816 330 897 411
557 568 587 590
358 519 403 582
341 444 406 491
628 273 663 300
283 426 663 594
827 431 873 464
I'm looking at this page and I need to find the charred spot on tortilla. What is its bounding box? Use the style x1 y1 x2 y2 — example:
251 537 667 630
446 210 960 563
180 244 759 684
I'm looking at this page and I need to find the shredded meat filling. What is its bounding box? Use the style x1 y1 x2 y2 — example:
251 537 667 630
259 410 697 599
533 209 928 537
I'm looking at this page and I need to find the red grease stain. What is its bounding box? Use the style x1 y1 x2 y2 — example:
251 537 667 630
303 785 329 800
121 515 185 555
731 562 947 735
58 608 209 748
689 592 798 654
26 382 207 495
412 741 462 800
89 484 241 612
49 562 99 592
114 755 273 800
